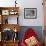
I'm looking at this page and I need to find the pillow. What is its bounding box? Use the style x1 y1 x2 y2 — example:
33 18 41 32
25 36 38 46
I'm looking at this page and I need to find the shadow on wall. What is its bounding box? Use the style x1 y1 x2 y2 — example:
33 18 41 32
18 26 43 44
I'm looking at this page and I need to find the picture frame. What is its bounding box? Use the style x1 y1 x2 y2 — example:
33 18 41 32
2 10 9 15
9 10 18 15
24 8 37 19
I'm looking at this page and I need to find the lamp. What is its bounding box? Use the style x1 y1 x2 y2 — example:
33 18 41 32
15 0 17 7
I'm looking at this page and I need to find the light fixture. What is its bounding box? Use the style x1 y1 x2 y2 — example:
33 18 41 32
15 0 17 7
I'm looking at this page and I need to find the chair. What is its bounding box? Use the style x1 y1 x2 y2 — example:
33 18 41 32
21 28 41 46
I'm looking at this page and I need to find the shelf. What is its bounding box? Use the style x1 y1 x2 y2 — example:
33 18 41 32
0 7 19 46
0 7 19 24
0 7 19 10
0 7 19 16
0 24 19 32
2 40 19 43
1 40 19 46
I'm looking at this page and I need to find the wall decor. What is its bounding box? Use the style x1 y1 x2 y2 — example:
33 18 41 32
24 8 37 19
2 10 9 15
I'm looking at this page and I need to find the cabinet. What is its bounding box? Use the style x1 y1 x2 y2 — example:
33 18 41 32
0 7 19 46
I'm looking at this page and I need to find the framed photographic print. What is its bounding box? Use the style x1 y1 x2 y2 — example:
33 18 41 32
2 10 9 15
24 8 37 19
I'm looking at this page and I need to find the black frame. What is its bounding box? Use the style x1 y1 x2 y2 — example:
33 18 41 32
24 8 37 19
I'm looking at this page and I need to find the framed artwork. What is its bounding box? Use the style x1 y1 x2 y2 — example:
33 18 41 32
24 8 37 19
2 10 9 15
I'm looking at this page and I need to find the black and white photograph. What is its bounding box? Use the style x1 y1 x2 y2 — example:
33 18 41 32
24 8 37 19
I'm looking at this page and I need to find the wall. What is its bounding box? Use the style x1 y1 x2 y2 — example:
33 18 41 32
0 0 43 26
17 0 43 26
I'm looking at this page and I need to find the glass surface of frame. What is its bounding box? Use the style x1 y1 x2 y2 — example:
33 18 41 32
2 10 9 15
24 8 37 19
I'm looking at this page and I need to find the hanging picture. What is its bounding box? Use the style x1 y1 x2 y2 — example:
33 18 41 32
24 8 37 19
